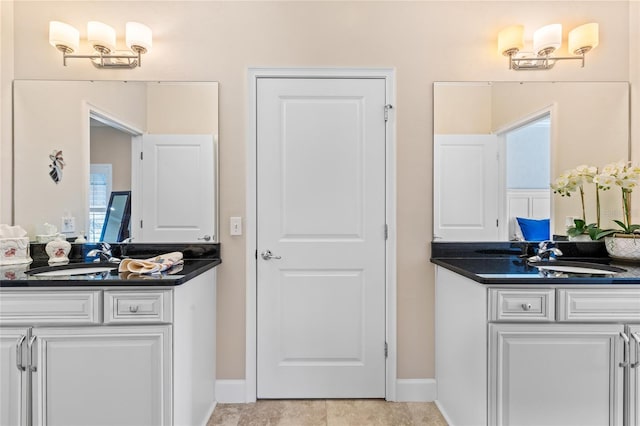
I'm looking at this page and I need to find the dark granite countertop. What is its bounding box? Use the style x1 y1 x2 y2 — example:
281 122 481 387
431 241 640 285
0 242 221 287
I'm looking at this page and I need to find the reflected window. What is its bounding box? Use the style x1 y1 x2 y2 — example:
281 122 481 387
89 164 112 242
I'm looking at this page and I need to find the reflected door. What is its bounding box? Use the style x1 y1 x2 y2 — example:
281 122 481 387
256 77 387 398
434 134 500 241
140 134 215 242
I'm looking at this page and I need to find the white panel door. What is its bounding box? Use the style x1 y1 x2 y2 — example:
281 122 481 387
256 77 387 398
489 323 624 426
141 134 215 242
32 326 171 426
434 134 499 240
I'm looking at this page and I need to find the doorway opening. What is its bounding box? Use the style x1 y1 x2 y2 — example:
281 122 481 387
498 112 552 241
87 110 141 243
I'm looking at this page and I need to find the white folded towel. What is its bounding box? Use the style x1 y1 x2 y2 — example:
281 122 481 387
118 252 184 275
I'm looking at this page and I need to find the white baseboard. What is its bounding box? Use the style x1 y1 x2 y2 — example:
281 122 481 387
200 400 217 426
434 400 455 426
395 379 437 402
216 379 247 403
215 378 437 403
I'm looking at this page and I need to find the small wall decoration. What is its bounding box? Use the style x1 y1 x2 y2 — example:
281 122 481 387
48 149 65 184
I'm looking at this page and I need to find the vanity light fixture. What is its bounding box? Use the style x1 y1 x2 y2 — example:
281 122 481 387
49 21 152 69
498 22 599 70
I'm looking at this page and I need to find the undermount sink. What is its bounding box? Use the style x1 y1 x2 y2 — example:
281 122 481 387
26 262 119 277
528 260 626 276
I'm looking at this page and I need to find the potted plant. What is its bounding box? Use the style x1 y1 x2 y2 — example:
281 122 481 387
592 161 640 259
551 165 601 240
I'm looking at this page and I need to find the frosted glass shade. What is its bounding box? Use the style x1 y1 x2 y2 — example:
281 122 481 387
126 22 152 52
87 21 116 52
533 24 562 55
569 23 599 55
49 21 79 53
498 25 524 55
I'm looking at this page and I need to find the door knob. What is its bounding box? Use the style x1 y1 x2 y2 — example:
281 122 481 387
198 235 212 241
261 250 282 260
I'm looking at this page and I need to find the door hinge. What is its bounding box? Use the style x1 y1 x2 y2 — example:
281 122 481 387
255 250 257 260
384 224 388 240
140 151 143 160
496 219 499 227
384 104 393 122
140 220 143 229
384 341 388 358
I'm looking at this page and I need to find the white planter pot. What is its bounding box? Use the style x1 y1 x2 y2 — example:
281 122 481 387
568 234 592 242
604 235 640 261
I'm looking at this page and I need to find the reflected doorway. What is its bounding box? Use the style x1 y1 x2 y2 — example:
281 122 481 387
498 113 551 241
89 114 139 242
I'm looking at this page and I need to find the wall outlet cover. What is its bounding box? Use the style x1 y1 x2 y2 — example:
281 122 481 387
61 216 76 233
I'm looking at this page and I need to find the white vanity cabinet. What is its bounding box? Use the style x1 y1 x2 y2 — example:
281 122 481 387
631 324 640 426
489 323 624 426
435 266 640 426
0 268 216 426
0 327 28 426
31 325 171 426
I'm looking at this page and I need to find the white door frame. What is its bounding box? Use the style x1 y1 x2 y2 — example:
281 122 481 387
246 67 397 402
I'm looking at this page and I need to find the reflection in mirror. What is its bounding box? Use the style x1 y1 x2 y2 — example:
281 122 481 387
100 191 131 243
433 81 630 242
13 80 219 243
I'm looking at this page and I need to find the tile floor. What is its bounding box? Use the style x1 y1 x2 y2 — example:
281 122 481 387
207 399 448 426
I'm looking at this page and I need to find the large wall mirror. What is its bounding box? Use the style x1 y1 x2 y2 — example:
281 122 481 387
13 80 219 243
433 81 630 242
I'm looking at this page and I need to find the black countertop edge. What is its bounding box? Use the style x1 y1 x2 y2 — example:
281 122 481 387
0 258 221 287
29 242 220 263
430 241 640 284
431 240 609 260
429 257 628 285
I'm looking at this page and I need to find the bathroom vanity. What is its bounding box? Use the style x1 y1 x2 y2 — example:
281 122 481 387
432 242 640 426
0 243 220 426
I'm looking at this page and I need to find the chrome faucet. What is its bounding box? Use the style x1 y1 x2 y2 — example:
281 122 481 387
87 242 120 263
528 240 563 262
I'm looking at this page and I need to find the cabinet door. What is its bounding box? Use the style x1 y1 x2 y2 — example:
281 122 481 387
631 325 640 426
489 323 625 426
0 328 28 426
31 326 172 426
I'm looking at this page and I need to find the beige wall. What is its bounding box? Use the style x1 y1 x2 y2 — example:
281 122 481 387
433 83 492 134
1 0 636 381
146 82 219 135
90 126 133 192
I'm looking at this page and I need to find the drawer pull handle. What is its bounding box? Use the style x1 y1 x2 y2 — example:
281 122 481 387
129 305 139 313
522 303 532 311
16 335 26 372
632 333 640 368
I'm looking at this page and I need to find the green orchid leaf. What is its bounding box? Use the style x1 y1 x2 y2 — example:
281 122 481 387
595 229 619 240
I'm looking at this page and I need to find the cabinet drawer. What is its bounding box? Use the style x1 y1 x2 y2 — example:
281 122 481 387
104 291 172 324
0 291 101 325
558 289 640 322
489 289 555 322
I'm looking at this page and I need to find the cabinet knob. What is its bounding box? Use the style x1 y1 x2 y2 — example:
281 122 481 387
521 303 532 311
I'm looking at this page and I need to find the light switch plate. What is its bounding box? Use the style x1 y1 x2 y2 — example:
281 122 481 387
230 217 242 236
